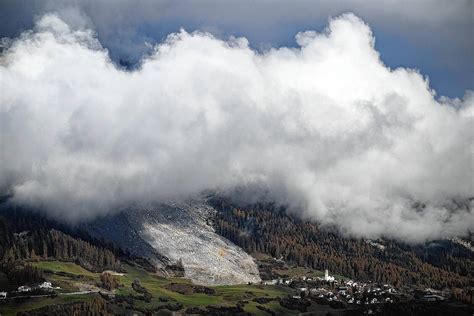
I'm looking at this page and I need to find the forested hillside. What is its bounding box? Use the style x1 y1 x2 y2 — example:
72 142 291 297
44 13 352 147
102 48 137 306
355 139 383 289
211 198 473 290
0 207 122 274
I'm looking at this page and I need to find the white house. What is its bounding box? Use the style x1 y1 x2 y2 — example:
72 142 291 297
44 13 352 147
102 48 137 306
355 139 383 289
18 285 31 292
39 281 53 289
263 279 278 285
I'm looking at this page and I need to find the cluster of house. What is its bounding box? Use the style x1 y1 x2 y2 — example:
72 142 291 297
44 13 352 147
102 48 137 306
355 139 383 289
18 281 56 292
304 282 398 305
0 281 60 300
262 269 449 307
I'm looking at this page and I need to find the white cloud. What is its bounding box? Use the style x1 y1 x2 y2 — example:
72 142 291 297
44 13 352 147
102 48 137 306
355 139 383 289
1 13 472 242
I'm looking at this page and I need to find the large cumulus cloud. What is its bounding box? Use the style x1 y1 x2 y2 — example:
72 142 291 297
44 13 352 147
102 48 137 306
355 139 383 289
0 13 472 242
2 0 472 97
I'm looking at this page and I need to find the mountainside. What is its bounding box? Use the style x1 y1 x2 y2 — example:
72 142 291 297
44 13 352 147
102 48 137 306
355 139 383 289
0 207 122 275
79 197 473 289
0 201 472 314
210 198 473 290
82 200 261 286
1 199 471 292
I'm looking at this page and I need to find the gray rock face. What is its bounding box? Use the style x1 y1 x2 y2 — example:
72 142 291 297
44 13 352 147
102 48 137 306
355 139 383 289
83 200 261 286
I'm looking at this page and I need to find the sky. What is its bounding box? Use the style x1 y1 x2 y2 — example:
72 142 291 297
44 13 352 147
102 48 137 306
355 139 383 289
0 0 472 98
0 1 473 242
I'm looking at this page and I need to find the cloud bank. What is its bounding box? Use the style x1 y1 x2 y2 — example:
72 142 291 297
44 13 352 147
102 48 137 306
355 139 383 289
1 13 472 242
2 0 472 97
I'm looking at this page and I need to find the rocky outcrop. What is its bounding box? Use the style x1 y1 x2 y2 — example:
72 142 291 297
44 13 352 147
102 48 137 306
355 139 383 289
83 199 260 285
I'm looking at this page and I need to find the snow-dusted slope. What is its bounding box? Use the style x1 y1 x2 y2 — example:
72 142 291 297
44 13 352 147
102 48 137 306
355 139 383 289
83 200 260 286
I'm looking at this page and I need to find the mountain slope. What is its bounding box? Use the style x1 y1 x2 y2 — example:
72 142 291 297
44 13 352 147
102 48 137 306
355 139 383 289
83 200 261 286
210 198 473 289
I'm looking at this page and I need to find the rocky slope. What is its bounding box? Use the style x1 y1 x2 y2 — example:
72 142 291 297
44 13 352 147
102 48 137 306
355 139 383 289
82 200 261 286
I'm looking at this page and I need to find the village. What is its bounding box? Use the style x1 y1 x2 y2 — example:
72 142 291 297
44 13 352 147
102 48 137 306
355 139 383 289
261 268 450 311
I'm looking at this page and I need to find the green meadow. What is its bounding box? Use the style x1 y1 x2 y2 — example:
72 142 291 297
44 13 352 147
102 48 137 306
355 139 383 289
0 261 297 315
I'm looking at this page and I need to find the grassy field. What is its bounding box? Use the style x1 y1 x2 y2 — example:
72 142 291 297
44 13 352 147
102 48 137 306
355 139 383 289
0 261 297 315
32 261 97 278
